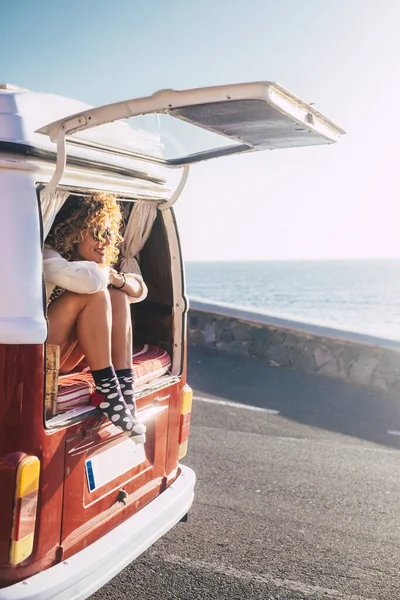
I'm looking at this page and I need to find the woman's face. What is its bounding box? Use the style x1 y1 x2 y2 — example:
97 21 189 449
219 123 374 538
73 218 113 264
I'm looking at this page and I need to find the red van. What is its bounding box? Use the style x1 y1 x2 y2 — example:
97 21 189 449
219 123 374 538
0 81 344 599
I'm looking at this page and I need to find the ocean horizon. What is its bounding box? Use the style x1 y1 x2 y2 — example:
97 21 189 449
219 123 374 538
184 259 400 342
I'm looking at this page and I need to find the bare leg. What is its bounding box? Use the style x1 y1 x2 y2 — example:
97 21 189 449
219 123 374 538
109 288 132 369
109 288 138 416
47 289 145 441
47 290 112 371
59 342 85 374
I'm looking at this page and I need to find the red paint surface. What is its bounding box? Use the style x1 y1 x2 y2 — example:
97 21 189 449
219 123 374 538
0 344 65 586
0 342 188 588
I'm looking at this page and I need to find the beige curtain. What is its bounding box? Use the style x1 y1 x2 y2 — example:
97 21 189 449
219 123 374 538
120 202 158 273
40 188 70 239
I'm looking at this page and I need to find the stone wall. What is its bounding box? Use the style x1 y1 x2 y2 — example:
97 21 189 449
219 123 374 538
188 299 400 393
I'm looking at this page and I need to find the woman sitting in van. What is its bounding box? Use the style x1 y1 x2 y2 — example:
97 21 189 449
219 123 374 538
44 193 146 443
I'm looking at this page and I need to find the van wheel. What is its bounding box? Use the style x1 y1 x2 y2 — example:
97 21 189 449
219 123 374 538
180 512 189 523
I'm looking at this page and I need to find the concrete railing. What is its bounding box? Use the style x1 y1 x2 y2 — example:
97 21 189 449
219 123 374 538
187 298 400 393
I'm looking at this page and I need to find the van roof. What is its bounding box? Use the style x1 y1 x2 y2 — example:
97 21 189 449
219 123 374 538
0 87 163 154
0 83 30 91
0 86 169 187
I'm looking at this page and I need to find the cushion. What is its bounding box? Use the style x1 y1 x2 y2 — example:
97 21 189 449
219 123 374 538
56 344 171 414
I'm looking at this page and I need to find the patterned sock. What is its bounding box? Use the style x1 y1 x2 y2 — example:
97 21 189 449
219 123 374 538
115 368 137 417
91 366 146 443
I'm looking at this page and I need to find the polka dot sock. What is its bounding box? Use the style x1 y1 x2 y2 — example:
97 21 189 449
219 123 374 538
91 366 146 444
115 368 137 417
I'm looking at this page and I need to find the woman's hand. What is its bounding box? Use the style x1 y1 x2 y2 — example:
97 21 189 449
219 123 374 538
108 267 145 299
108 267 125 289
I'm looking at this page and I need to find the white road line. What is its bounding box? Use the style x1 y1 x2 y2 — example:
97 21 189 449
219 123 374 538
387 430 400 436
193 395 279 414
157 553 377 600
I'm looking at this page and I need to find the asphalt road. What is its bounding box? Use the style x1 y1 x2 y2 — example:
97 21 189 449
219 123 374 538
92 347 400 600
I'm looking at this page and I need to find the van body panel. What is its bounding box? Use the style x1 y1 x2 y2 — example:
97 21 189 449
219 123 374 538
0 171 46 344
0 345 65 584
60 387 172 557
0 465 195 600
59 378 185 558
0 150 179 204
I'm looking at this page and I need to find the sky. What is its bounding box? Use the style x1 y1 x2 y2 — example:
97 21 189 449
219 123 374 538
1 0 400 261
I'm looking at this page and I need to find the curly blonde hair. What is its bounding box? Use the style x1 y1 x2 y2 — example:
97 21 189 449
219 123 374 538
46 193 123 265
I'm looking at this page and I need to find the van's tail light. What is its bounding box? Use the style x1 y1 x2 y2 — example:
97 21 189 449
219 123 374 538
178 385 193 460
10 456 40 565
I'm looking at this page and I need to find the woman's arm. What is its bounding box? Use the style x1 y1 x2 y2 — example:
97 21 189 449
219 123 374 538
44 246 109 294
109 268 148 303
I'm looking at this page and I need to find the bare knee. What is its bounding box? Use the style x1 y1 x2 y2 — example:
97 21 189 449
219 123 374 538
87 289 110 301
77 290 112 326
85 289 111 308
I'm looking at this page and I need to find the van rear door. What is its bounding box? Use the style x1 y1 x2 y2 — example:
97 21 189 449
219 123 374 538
58 388 172 557
37 81 345 171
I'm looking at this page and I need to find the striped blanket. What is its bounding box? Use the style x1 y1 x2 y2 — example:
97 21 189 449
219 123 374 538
56 344 171 413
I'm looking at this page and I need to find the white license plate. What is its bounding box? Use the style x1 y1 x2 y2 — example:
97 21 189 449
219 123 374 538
85 437 146 492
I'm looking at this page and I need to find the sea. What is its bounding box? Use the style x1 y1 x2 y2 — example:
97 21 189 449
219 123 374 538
185 259 400 342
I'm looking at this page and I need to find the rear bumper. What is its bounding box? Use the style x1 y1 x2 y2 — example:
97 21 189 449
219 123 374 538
0 465 195 600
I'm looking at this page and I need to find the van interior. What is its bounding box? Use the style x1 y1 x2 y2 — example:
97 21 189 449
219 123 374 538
43 192 180 428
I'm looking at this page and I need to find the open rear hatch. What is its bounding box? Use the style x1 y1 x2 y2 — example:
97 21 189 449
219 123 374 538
37 81 345 197
37 81 345 554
